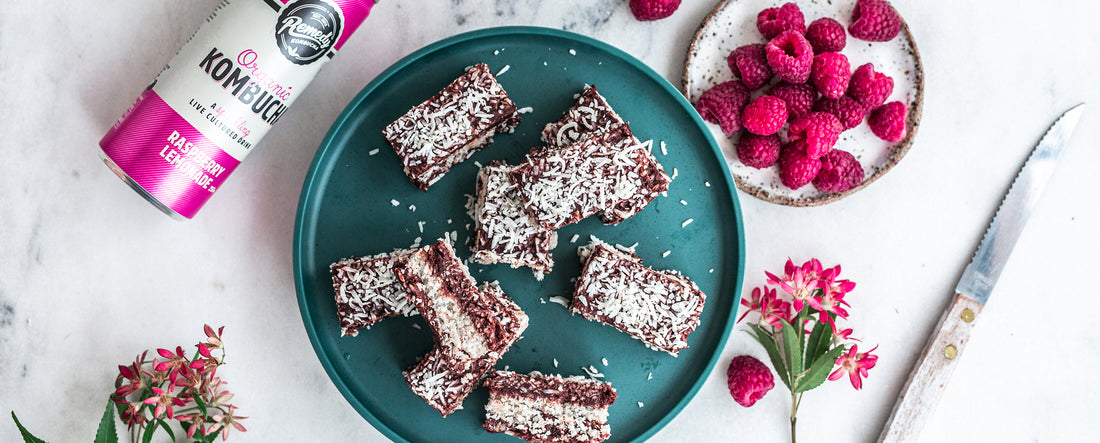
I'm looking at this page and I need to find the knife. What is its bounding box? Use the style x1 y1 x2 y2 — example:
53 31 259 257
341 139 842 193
878 104 1086 443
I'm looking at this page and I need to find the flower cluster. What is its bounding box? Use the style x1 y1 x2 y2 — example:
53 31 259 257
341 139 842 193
740 258 877 390
111 325 246 442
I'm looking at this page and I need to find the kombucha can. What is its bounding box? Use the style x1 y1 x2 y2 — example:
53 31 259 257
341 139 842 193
99 0 376 219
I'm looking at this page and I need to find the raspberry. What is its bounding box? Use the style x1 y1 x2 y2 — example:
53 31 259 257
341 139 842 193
811 52 851 100
788 112 842 158
727 44 773 90
849 0 902 42
814 96 865 130
741 95 788 136
813 149 865 193
868 101 908 142
695 81 751 135
726 355 775 407
848 63 894 110
629 0 682 21
805 17 847 53
779 143 822 189
765 30 814 84
756 3 806 40
736 133 781 169
766 82 817 120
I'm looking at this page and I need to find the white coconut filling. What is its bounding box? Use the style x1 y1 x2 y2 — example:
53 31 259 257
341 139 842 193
485 395 610 442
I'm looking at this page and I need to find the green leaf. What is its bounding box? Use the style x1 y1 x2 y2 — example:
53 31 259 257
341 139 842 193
194 396 208 417
804 320 833 366
10 412 48 443
157 420 175 442
795 345 847 393
779 318 803 376
745 326 790 390
141 419 158 443
93 400 118 443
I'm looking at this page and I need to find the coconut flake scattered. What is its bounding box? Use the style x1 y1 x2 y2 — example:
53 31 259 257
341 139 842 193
660 141 667 155
496 65 510 76
662 250 671 258
581 365 605 379
648 372 653 380
705 181 711 187
417 221 425 233
447 219 453 224
709 268 714 273
553 358 559 368
672 168 679 180
368 148 380 156
679 200 688 205
540 298 547 304
549 296 570 307
570 234 580 244
409 205 416 212
517 106 534 114
390 199 400 207
601 357 608 366
681 218 694 228
474 161 483 169
412 323 421 330
638 402 644 408
569 48 577 56
413 236 422 247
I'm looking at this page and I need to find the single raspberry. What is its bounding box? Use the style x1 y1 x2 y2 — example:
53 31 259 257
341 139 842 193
788 112 842 158
868 101 908 142
767 82 817 120
727 44 773 90
805 17 847 53
848 63 894 110
849 0 902 42
814 96 865 130
813 149 865 193
736 133 781 169
727 355 775 407
741 95 788 136
629 0 682 21
695 81 751 135
765 30 814 84
811 52 851 100
779 143 822 189
756 3 806 40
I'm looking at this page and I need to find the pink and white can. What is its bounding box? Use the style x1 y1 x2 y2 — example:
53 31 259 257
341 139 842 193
100 0 376 219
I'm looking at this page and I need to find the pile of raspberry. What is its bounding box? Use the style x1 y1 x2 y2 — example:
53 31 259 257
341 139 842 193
694 0 908 193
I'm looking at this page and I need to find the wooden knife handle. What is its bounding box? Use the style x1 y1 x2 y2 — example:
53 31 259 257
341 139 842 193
878 292 983 443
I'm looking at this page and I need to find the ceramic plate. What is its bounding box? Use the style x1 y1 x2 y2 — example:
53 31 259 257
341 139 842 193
293 27 745 442
683 0 923 206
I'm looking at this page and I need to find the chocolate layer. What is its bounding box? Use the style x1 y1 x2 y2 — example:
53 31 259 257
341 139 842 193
570 240 706 357
469 162 558 276
541 85 625 149
483 370 617 443
383 63 521 190
329 248 417 336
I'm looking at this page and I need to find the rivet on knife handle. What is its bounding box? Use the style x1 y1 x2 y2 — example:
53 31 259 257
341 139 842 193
878 293 982 443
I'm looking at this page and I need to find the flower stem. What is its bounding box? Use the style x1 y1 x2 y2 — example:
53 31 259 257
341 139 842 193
790 391 802 443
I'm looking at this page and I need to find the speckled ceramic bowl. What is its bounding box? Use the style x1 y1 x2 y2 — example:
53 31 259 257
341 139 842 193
682 0 923 206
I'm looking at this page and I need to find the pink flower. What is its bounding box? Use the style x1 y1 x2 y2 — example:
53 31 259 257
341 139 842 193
828 345 878 390
766 258 826 311
209 406 248 441
807 281 851 330
739 286 791 329
142 386 186 419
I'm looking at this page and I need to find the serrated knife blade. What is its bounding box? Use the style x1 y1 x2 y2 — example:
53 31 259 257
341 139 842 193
955 104 1086 304
879 104 1085 443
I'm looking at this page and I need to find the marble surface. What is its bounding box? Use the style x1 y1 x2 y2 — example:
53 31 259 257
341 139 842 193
1 0 1098 442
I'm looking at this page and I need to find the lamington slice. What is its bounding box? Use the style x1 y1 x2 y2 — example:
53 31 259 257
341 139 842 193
404 281 529 417
483 370 618 443
540 85 625 149
538 86 671 225
382 63 521 190
329 248 418 337
509 123 668 230
469 162 558 277
570 240 706 357
394 239 528 361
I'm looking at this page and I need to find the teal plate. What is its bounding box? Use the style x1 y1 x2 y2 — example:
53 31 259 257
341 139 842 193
294 26 745 442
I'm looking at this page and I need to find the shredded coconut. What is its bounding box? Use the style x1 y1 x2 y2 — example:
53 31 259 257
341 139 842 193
517 106 534 114
660 141 667 155
681 218 694 228
549 296 570 307
662 250 671 258
391 199 400 207
368 148 380 156
496 65 511 76
570 234 580 243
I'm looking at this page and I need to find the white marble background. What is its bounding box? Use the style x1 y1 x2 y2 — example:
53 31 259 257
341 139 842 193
1 0 1098 442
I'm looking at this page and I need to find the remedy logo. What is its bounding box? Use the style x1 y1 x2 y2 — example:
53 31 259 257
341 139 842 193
275 0 342 65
